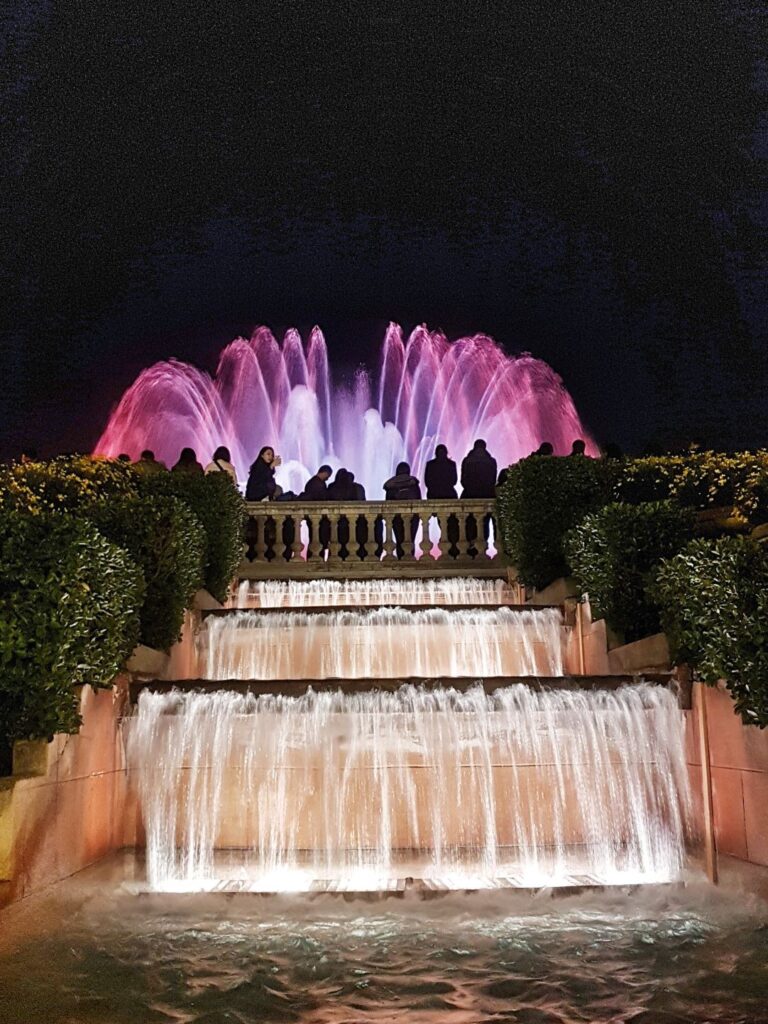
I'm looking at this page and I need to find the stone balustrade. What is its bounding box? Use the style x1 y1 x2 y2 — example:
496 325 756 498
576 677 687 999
240 499 504 577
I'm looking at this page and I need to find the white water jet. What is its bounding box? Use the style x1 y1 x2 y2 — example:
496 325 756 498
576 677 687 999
196 606 565 680
232 577 516 608
126 683 692 892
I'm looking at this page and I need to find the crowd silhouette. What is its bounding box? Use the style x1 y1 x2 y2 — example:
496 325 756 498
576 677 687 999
125 437 592 504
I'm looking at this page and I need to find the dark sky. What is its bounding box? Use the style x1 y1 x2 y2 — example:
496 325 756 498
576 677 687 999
2 1 767 459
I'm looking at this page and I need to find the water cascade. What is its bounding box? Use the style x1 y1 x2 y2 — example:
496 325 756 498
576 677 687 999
194 606 565 680
232 577 516 608
96 324 597 495
127 683 691 892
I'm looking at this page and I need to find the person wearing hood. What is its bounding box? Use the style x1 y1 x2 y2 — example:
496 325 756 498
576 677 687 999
383 462 421 558
460 439 497 554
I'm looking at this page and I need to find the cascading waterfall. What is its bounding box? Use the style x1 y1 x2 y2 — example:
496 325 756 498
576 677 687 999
232 577 515 608
196 606 565 680
127 683 692 892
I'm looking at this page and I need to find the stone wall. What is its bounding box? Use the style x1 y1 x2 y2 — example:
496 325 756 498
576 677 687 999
0 678 133 907
687 682 768 869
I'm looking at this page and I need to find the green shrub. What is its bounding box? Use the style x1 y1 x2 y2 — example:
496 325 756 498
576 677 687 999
138 473 246 602
0 454 139 515
615 451 768 521
496 455 614 589
91 495 206 651
652 537 768 727
0 511 144 771
565 501 694 643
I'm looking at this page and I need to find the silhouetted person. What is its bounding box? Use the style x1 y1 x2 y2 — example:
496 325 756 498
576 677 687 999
205 445 237 483
172 447 204 474
117 453 131 463
497 467 510 487
570 439 586 456
383 462 421 558
424 444 458 499
134 449 166 473
532 441 554 457
348 471 366 501
460 439 497 498
326 468 356 500
246 446 281 501
303 464 332 500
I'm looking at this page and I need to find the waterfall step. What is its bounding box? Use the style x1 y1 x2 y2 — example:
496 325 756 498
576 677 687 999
206 602 558 617
129 673 677 703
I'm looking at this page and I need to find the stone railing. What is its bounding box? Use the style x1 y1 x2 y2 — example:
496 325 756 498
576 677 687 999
240 500 505 578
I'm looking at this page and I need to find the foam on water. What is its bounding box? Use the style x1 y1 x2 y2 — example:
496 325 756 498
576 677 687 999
126 683 692 893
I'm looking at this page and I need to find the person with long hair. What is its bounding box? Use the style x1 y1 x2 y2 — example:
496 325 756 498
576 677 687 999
246 446 281 501
204 445 237 483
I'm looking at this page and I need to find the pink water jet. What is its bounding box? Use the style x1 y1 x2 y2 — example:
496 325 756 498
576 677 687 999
95 324 597 496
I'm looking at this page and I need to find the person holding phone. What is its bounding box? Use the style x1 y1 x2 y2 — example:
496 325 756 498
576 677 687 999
246 446 281 501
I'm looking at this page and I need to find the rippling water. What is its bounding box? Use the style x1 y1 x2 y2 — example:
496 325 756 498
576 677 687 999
1 874 767 1024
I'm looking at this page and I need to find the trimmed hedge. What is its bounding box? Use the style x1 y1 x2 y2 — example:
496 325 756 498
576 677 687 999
496 455 614 589
0 454 139 514
564 501 694 643
652 537 768 727
614 451 768 521
91 495 206 651
138 472 246 602
0 511 144 771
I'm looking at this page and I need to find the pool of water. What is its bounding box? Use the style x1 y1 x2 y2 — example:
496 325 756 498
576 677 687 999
1 862 767 1024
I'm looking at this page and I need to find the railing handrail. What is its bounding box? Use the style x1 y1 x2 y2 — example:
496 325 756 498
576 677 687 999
244 498 496 513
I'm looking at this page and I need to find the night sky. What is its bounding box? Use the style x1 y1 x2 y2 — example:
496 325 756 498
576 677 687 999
2 2 767 461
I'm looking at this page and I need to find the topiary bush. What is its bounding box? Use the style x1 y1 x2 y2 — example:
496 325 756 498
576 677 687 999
565 501 694 643
496 455 615 589
90 495 206 651
138 472 246 602
652 537 768 727
0 511 144 773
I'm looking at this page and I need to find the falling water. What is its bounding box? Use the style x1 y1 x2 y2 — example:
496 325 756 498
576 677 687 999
195 607 565 680
95 324 597 495
231 577 516 608
127 683 691 892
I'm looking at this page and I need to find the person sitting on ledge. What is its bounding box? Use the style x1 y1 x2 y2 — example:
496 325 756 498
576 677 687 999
134 449 167 473
302 464 332 500
425 444 457 499
172 447 204 474
383 462 421 559
570 439 586 456
246 446 281 501
348 471 366 501
327 468 357 501
460 439 497 498
204 445 237 483
532 441 554 457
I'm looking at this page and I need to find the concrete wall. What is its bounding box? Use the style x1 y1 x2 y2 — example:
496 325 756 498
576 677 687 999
686 682 768 869
0 678 133 907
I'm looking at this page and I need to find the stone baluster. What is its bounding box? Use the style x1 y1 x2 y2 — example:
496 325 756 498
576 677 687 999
420 510 434 560
254 511 267 562
290 515 304 562
327 508 343 562
364 510 378 560
455 508 470 562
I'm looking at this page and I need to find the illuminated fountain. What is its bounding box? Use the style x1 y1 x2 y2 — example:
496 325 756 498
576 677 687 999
127 683 691 892
96 324 596 495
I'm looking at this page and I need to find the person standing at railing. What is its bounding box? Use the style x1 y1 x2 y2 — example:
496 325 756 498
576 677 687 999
425 444 459 556
383 461 421 558
424 444 458 499
461 439 497 553
134 449 167 473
